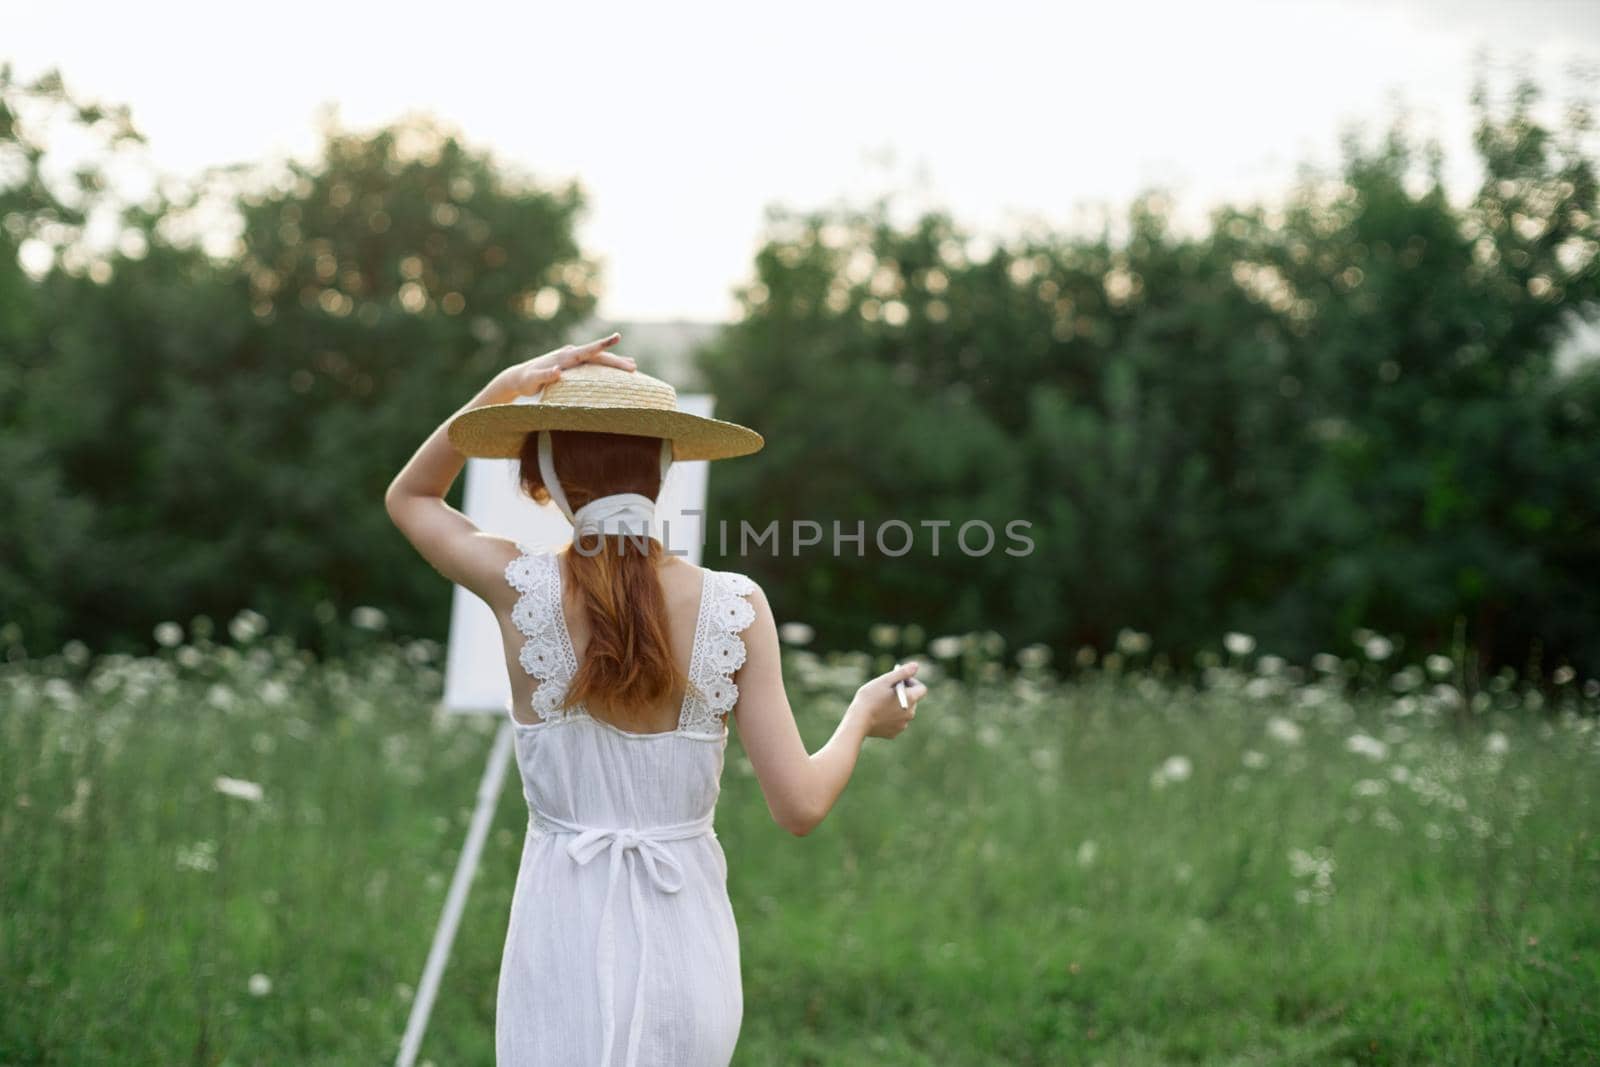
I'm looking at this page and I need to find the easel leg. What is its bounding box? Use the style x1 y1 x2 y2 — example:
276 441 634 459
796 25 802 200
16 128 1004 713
395 719 516 1067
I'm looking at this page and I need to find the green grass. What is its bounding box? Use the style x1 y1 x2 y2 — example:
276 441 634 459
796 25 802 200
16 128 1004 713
2 625 1598 1065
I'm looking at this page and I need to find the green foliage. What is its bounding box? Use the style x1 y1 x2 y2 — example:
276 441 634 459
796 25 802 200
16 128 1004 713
700 69 1600 678
0 68 598 656
2 63 1598 681
3 631 1597 1063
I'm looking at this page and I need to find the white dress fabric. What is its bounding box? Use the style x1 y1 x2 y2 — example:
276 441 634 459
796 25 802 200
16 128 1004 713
495 546 757 1067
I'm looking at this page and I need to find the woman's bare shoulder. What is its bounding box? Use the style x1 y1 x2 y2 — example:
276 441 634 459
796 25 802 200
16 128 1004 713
656 554 709 602
660 556 764 593
459 533 536 612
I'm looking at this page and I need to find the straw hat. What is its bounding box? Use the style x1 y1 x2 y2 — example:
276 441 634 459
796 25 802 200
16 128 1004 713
446 363 763 462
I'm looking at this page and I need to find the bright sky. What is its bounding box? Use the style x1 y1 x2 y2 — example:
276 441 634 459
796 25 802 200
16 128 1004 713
6 0 1598 320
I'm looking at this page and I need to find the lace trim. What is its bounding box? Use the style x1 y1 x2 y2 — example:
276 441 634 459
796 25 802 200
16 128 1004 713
678 570 757 736
504 547 579 723
506 548 756 736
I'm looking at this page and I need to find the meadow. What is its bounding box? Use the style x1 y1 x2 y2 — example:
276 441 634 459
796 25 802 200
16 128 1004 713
2 615 1597 1066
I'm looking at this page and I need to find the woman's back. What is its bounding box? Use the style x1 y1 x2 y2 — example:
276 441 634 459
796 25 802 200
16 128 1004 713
494 544 755 1066
496 549 720 735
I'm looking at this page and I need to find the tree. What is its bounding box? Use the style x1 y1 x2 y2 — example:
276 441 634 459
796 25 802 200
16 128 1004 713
0 71 600 655
699 66 1600 678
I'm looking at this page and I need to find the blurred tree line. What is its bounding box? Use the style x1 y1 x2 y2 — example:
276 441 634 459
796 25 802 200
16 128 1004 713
700 71 1600 680
0 66 599 659
2 64 1596 679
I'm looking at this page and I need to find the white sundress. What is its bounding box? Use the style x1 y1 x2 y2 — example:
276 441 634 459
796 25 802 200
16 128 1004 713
494 546 757 1067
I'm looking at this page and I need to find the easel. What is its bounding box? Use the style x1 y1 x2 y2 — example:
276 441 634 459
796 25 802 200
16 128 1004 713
393 399 715 1067
394 718 514 1067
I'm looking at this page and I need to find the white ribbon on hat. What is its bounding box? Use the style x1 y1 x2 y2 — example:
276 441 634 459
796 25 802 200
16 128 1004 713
537 429 673 539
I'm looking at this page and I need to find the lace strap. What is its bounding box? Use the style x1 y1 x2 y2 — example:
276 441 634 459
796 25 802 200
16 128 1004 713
678 570 757 736
504 546 579 723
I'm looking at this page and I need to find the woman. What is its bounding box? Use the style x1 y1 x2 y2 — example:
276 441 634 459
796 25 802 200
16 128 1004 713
384 331 928 1065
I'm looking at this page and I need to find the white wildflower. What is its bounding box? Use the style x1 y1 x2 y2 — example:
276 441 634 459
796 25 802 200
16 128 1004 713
1425 654 1453 678
1151 755 1193 788
777 622 815 646
1428 684 1463 712
868 624 900 649
1311 653 1343 674
248 973 272 997
1352 778 1387 797
1244 678 1276 700
153 621 184 648
350 606 388 631
1345 733 1389 761
1223 632 1256 656
1389 665 1423 692
1288 846 1336 905
1076 840 1098 867
44 678 79 709
1016 643 1052 670
1115 628 1151 655
1266 716 1303 745
228 609 268 644
1485 731 1510 756
1289 847 1333 878
1242 750 1268 769
1362 635 1394 661
1296 688 1331 712
176 840 218 872
928 635 964 660
214 776 264 804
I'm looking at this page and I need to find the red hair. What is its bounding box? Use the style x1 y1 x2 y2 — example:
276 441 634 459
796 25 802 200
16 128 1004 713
517 430 682 726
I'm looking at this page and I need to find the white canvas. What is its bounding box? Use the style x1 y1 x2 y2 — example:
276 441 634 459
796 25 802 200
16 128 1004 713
440 395 716 714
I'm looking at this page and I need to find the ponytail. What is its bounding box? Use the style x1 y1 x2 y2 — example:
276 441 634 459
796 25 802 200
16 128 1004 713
518 430 683 726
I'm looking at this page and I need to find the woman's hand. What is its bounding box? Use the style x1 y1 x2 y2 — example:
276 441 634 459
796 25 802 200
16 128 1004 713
849 661 927 740
488 331 637 402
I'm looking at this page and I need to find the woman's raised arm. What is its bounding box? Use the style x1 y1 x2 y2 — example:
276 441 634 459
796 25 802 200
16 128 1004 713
383 332 634 602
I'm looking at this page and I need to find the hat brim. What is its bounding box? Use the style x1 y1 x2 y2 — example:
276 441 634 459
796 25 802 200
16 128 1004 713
447 403 764 462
